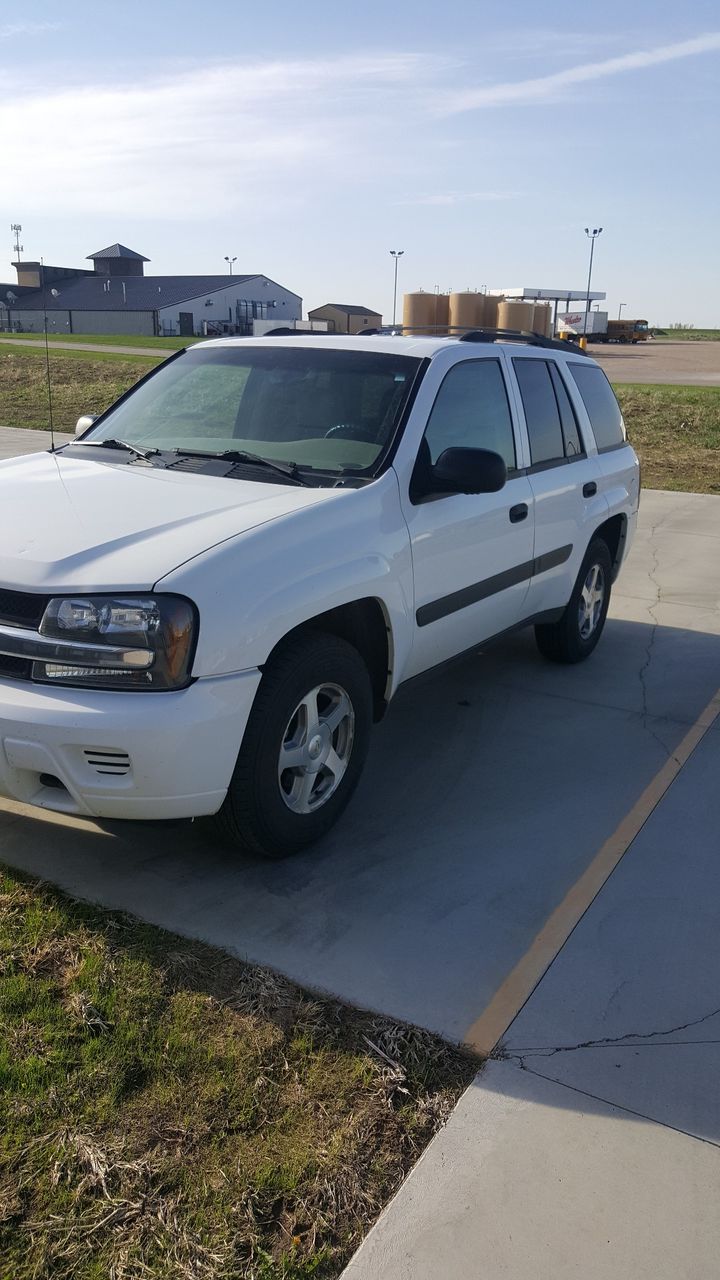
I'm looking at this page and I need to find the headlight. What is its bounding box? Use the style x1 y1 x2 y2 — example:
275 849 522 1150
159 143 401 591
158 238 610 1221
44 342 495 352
33 594 197 690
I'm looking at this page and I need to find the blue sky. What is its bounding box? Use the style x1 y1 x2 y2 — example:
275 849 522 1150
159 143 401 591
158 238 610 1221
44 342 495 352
2 1 719 324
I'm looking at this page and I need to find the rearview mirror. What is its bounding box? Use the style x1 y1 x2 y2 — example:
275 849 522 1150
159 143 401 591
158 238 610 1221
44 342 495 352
432 447 507 495
75 414 98 437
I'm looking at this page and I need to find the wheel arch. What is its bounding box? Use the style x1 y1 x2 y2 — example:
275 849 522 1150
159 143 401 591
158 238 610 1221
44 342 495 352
264 597 392 721
591 512 628 582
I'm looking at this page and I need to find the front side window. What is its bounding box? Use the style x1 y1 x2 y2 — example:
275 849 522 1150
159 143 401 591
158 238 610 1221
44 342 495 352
82 345 422 476
513 358 565 465
423 359 517 471
568 363 626 450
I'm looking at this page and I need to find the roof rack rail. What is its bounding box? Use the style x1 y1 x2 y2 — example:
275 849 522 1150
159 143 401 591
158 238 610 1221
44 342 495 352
458 327 588 355
357 324 587 353
261 324 589 355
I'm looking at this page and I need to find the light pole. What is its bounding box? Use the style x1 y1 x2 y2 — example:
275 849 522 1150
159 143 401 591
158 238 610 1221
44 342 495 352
618 302 627 320
389 249 404 327
583 227 602 336
224 256 237 275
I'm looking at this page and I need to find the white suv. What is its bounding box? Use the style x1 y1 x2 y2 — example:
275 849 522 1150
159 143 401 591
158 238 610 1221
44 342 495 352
0 332 639 857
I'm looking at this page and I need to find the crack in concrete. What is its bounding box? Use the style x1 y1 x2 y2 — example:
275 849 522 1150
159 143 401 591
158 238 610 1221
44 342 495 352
508 1059 720 1149
498 1004 720 1061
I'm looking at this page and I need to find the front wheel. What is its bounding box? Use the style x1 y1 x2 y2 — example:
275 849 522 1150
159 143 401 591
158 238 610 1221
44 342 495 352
535 538 613 664
214 632 373 858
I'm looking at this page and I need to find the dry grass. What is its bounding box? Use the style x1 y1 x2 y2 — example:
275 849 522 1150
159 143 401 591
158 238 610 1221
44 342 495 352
615 383 720 494
0 867 475 1279
0 349 159 432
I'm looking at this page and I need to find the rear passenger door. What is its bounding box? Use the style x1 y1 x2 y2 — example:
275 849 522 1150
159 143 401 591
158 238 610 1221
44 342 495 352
507 354 608 616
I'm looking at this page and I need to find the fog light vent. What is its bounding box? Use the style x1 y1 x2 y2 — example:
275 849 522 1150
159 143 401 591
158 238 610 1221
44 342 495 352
83 749 132 777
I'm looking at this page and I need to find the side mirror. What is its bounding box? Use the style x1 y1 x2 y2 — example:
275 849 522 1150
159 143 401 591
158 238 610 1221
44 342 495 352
432 447 507 495
75 414 98 437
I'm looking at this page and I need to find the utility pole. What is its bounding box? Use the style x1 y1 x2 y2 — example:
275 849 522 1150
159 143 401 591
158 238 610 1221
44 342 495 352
618 302 627 320
10 223 23 262
389 249 404 327
583 227 602 336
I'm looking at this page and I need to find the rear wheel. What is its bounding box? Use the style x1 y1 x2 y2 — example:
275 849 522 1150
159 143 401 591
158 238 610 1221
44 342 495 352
535 538 612 664
214 632 373 858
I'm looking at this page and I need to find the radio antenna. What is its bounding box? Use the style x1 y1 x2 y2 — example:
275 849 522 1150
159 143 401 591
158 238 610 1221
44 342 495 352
40 258 56 452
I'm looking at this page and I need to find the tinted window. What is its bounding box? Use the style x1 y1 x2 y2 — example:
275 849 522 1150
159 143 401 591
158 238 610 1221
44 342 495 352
568 363 626 449
424 359 516 470
549 363 584 457
513 359 564 464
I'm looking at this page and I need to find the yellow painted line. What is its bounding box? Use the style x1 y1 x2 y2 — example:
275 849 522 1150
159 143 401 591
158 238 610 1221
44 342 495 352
464 685 720 1057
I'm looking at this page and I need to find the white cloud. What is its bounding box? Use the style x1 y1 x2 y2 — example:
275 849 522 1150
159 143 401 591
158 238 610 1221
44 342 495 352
0 54 434 218
444 31 720 111
0 22 59 39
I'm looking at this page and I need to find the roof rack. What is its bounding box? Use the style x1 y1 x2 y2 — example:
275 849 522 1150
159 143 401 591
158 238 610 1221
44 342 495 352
260 325 589 356
458 327 588 355
357 325 588 354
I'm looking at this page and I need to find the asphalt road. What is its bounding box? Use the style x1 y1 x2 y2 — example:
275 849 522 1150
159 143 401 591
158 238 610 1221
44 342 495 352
590 339 720 385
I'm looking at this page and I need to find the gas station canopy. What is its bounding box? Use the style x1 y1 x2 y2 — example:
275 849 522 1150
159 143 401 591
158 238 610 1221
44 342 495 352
489 287 606 302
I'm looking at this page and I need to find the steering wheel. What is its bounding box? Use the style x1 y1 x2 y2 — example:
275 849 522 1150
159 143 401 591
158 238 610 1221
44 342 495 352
324 423 376 442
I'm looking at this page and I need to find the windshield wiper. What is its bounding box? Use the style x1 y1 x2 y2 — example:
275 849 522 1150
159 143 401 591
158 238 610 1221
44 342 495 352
173 448 312 486
74 438 160 461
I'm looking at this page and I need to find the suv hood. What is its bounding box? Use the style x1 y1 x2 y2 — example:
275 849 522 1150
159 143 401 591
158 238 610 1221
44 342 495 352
0 450 343 592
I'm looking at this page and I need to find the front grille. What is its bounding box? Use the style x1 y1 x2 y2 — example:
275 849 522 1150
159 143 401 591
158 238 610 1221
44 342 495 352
0 654 32 681
0 589 49 629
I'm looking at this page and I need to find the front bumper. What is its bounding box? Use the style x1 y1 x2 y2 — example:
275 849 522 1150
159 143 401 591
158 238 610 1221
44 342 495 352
0 670 261 820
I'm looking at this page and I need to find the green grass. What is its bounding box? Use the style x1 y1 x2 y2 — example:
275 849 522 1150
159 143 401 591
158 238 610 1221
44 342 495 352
0 865 474 1279
652 329 720 341
0 332 203 350
614 383 720 493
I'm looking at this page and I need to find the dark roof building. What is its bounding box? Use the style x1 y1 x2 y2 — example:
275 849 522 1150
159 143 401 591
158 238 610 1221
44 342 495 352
2 243 302 338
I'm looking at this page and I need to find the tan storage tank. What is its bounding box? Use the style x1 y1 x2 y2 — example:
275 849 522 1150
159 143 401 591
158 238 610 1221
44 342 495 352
483 295 499 329
497 300 535 332
532 303 552 336
403 292 436 334
449 291 482 332
431 292 450 332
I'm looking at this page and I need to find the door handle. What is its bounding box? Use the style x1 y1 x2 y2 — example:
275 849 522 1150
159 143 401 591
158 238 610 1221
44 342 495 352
509 503 529 523
583 481 598 498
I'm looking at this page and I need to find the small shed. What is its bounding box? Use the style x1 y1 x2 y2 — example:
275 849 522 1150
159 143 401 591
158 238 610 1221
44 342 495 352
308 303 382 335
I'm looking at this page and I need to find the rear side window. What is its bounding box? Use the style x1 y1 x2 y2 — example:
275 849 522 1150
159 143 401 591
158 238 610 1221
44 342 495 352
548 364 584 457
567 363 626 450
512 359 565 465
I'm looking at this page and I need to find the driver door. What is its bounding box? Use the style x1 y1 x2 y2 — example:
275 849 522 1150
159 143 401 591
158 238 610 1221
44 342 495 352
400 355 535 680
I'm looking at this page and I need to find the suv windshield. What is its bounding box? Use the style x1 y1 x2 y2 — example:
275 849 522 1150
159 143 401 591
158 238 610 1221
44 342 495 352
81 344 422 475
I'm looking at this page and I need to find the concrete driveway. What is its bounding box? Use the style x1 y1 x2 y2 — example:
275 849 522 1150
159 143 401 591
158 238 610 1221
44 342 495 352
2 489 719 1048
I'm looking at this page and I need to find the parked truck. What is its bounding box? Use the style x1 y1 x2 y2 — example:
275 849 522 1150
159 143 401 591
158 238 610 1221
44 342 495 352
558 312 650 343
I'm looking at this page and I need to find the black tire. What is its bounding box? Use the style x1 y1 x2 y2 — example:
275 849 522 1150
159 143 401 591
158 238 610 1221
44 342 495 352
214 631 373 858
534 538 613 664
